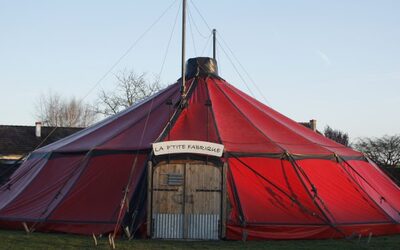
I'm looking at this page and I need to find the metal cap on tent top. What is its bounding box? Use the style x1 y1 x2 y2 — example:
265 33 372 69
185 57 218 79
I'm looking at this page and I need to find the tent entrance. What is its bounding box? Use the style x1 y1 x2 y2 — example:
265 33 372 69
149 160 223 240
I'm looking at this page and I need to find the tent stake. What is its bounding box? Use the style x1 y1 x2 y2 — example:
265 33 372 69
123 226 131 239
242 229 248 242
92 233 98 246
22 222 30 234
108 233 116 249
367 232 373 245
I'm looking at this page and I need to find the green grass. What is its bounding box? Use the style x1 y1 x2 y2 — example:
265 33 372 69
1 229 400 250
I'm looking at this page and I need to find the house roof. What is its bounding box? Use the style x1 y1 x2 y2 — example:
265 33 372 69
0 125 82 156
299 122 323 135
299 122 313 129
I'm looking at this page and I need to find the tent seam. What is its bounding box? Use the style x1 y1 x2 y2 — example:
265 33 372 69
205 76 223 144
223 83 355 156
0 152 52 211
210 78 285 153
43 150 95 222
337 158 399 223
154 78 198 143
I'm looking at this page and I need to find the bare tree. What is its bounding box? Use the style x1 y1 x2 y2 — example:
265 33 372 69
324 126 350 146
36 91 97 127
354 135 400 168
97 70 162 116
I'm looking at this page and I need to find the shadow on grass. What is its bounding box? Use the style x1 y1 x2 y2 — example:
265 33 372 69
1 229 400 250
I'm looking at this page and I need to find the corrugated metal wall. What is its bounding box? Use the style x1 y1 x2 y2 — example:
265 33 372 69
153 213 183 239
187 214 219 239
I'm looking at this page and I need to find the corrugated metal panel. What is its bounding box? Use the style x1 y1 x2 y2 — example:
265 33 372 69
188 214 219 240
153 213 219 239
153 213 183 239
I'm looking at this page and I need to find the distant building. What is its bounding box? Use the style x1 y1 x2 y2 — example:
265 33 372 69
0 122 82 184
299 119 322 134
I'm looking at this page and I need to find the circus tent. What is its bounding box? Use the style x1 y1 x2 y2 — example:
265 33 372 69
1 57 399 240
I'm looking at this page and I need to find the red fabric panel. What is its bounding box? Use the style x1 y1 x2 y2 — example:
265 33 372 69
48 153 146 224
167 78 219 142
36 83 180 153
216 79 332 155
228 157 324 224
220 81 362 157
207 79 282 153
0 154 85 219
226 223 400 240
0 155 48 212
97 93 176 150
344 160 400 222
296 159 390 223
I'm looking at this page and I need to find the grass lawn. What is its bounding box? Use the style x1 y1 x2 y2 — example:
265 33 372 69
1 229 400 249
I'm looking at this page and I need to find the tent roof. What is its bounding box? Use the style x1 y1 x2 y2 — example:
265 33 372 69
34 57 362 158
36 83 181 153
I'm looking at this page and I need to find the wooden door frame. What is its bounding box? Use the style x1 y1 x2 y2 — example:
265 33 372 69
146 160 153 237
147 157 227 239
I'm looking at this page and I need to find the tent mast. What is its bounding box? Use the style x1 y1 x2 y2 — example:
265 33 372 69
213 29 216 60
181 0 187 97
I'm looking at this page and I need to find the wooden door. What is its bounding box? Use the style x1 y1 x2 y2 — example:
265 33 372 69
151 162 222 239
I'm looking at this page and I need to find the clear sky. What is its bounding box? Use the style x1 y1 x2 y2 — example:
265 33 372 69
0 0 399 141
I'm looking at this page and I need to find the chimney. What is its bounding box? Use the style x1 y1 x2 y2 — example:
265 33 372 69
35 122 42 138
309 119 317 132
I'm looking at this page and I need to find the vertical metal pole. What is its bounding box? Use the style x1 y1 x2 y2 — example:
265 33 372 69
212 29 216 60
181 0 187 97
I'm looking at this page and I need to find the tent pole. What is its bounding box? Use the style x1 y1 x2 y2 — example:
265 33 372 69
181 0 187 97
212 29 216 60
146 161 153 238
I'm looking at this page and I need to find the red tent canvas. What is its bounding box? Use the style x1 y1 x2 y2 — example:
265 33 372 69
1 57 399 239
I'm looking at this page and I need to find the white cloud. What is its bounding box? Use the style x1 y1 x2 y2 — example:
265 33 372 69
315 50 332 66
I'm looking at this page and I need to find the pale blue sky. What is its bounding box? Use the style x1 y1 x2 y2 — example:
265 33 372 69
0 0 399 140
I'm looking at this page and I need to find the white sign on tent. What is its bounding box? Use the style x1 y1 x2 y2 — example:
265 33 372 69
152 140 224 157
